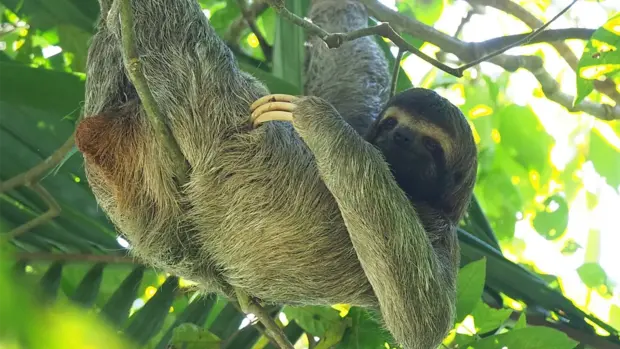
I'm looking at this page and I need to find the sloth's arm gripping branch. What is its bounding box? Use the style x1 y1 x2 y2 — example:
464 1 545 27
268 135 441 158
290 96 457 349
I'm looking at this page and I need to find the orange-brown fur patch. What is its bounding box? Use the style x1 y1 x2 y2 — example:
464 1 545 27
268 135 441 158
75 112 143 209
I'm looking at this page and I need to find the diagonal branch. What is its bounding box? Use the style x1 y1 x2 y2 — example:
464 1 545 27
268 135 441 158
465 0 620 105
225 1 270 45
0 135 75 193
0 136 75 240
5 183 61 240
119 0 189 184
457 0 578 72
234 0 272 61
358 0 619 121
476 28 595 53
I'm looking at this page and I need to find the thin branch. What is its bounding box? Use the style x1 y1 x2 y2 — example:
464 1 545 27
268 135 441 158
0 135 75 193
119 0 189 184
492 54 620 120
5 184 61 240
457 0 578 72
465 0 620 105
475 28 595 54
15 252 137 264
235 288 294 349
225 1 270 44
0 136 75 239
266 0 463 76
390 48 404 98
359 0 619 121
235 0 272 61
454 9 476 39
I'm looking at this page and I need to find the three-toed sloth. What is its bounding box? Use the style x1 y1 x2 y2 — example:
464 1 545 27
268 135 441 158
75 0 477 348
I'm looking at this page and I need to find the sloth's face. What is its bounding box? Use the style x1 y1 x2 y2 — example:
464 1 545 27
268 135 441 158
367 88 478 222
368 110 450 212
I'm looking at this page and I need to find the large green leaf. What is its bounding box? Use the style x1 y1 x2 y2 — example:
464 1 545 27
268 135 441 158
272 0 307 90
100 266 145 326
70 262 105 307
575 14 620 106
588 129 620 190
455 258 487 324
154 294 217 349
283 305 343 337
470 326 577 349
335 308 394 349
125 276 180 345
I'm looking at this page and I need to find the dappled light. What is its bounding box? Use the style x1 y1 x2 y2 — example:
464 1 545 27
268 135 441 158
0 0 619 348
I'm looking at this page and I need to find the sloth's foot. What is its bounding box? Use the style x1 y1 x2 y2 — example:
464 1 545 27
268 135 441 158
250 94 297 128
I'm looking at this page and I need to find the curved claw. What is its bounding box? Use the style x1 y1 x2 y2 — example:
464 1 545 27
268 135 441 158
250 94 297 112
250 94 298 128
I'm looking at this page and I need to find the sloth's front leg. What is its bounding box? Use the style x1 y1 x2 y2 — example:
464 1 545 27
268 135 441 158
250 94 298 128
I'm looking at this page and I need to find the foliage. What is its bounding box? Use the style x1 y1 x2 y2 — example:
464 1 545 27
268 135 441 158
0 0 619 348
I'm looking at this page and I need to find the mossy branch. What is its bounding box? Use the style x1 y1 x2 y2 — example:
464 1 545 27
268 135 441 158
118 2 291 347
119 0 189 184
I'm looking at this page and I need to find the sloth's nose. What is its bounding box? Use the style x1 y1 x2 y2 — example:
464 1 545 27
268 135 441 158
393 128 413 147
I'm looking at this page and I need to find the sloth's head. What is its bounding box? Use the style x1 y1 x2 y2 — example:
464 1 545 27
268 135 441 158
366 88 478 223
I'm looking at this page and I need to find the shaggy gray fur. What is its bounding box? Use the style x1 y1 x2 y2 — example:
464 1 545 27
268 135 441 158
76 1 475 348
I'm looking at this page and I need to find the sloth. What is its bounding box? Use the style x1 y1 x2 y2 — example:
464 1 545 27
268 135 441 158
74 0 477 348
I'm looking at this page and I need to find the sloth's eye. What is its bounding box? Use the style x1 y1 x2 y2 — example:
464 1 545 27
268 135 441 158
422 136 442 154
382 117 397 131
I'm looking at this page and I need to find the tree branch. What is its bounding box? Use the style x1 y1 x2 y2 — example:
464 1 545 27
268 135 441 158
0 136 75 239
456 0 578 73
5 183 61 240
225 1 270 45
119 0 189 184
465 0 620 105
358 0 619 121
390 48 404 98
0 135 75 193
235 288 294 349
234 0 272 61
475 28 595 54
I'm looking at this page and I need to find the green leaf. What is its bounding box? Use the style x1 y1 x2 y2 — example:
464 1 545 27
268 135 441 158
39 262 64 300
272 0 306 90
514 313 527 330
471 302 512 334
154 294 217 349
57 24 91 72
589 129 620 190
283 305 342 337
209 2 241 36
575 14 620 105
577 262 607 288
70 262 105 307
100 266 145 327
560 239 582 256
497 104 554 177
208 302 245 340
455 258 487 324
470 326 577 349
170 323 221 349
0 62 84 119
610 305 620 332
397 0 444 27
125 276 179 345
532 195 569 240
335 308 394 349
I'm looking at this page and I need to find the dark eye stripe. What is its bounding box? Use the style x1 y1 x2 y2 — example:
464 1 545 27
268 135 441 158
422 136 443 158
382 117 397 130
